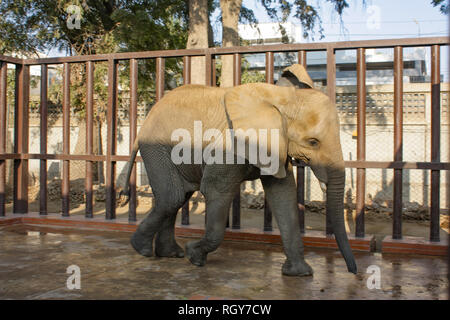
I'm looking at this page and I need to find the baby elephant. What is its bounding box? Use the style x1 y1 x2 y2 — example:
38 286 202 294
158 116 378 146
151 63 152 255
120 64 357 276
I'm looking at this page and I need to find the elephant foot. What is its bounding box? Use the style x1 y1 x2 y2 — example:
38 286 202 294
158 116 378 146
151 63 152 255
282 259 313 277
185 240 207 266
130 231 154 257
155 242 185 258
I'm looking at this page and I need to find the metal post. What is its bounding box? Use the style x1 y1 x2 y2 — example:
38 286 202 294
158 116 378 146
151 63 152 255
211 55 216 87
232 53 242 229
181 56 191 225
264 200 272 231
156 57 165 102
61 63 70 216
106 59 117 220
205 54 212 87
0 62 7 216
40 64 48 215
393 46 404 239
326 46 336 235
326 46 336 104
85 61 94 218
430 45 441 242
183 56 191 85
355 48 366 238
265 52 274 84
13 64 30 214
297 50 307 233
129 59 138 222
264 51 274 232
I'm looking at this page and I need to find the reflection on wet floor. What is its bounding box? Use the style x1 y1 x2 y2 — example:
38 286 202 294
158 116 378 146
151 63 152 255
0 225 447 300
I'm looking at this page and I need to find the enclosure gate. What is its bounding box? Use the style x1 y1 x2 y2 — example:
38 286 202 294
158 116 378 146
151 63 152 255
0 36 449 245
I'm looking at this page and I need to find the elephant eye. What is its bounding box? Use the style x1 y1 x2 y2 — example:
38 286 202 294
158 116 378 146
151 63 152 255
307 138 320 147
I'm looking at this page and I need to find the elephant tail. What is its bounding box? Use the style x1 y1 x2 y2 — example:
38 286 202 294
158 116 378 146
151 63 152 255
118 140 139 207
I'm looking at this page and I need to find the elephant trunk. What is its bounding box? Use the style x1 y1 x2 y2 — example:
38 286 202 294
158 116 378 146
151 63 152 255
326 166 357 274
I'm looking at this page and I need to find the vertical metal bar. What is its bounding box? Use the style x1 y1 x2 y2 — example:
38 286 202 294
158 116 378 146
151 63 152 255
231 193 240 229
39 64 48 215
326 47 336 104
181 57 191 225
181 200 190 225
233 53 241 86
62 63 70 216
156 57 165 102
264 200 272 231
0 62 7 216
85 61 94 218
181 198 190 225
265 52 274 84
296 163 305 233
106 59 117 220
205 54 212 86
298 50 307 66
393 46 404 239
297 50 307 233
231 53 242 229
183 56 191 85
448 45 450 299
129 59 138 222
263 51 274 232
211 55 216 87
430 45 440 242
13 64 29 214
325 46 336 234
355 48 366 238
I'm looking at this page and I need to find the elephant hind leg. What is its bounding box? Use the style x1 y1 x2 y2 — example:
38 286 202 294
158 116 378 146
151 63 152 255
131 205 165 257
131 144 194 257
131 195 188 257
155 191 194 258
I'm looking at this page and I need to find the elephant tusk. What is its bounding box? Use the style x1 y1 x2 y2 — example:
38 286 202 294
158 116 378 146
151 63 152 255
320 182 327 193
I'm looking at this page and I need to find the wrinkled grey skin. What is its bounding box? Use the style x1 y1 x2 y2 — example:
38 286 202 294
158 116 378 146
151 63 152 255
120 69 357 277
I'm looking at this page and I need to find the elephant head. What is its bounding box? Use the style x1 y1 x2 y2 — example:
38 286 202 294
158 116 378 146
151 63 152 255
224 64 357 274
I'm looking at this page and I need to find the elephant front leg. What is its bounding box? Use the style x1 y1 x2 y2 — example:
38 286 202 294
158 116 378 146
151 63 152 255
185 164 247 266
261 168 313 276
185 192 235 266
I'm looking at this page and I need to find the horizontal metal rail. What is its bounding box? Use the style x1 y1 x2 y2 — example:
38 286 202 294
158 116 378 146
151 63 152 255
9 36 448 65
0 153 448 170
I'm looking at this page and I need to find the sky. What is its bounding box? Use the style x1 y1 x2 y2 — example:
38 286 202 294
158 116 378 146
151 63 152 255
240 0 448 41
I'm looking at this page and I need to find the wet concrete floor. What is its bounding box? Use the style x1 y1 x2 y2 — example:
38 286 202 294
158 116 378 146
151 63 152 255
0 225 447 300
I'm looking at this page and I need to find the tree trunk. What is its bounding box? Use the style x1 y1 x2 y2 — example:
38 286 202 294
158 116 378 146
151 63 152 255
187 0 210 85
70 119 87 180
70 118 103 183
220 0 242 88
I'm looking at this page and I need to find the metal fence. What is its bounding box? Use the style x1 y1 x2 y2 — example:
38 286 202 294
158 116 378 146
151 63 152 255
0 36 448 244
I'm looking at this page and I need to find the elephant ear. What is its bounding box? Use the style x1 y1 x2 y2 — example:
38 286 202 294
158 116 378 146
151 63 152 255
223 85 289 178
276 64 314 89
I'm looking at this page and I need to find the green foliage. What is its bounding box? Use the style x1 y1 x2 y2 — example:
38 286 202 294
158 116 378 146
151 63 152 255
0 0 189 55
432 0 450 14
253 0 353 40
0 0 189 122
241 58 266 84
